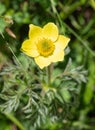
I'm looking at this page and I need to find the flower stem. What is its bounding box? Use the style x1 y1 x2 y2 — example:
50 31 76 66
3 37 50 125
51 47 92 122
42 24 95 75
5 113 25 130
47 64 53 86
47 66 51 86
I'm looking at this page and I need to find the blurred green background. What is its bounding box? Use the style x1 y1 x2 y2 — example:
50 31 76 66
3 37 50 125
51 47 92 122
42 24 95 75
0 0 95 130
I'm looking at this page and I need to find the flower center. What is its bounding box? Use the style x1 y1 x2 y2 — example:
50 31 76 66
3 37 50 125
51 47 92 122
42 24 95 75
36 38 55 57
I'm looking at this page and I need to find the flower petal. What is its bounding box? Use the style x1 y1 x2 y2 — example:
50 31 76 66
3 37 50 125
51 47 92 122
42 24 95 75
29 24 43 40
43 23 58 42
34 56 51 69
54 35 70 50
21 39 39 57
50 49 64 62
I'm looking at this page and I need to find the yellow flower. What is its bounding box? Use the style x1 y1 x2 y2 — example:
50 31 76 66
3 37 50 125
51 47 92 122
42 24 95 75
21 22 70 69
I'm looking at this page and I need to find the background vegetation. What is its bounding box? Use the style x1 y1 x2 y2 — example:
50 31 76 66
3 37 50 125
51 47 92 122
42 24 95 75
0 0 95 130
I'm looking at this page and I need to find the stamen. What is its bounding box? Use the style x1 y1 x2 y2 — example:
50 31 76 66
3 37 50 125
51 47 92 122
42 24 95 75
37 38 55 57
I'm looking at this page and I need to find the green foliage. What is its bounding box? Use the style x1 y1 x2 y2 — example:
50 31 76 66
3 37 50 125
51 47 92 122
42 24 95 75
0 54 87 129
0 3 6 15
0 0 95 130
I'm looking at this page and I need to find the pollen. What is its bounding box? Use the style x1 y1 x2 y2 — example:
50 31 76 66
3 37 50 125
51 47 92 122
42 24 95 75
37 38 55 57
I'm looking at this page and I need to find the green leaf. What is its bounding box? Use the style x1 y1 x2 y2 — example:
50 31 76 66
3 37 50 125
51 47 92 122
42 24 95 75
0 4 6 15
